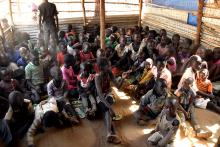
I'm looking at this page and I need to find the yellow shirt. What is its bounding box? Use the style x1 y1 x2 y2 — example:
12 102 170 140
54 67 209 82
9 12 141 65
139 68 153 85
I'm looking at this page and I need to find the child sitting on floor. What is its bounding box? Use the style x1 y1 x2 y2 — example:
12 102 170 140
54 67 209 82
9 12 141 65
147 98 179 147
125 28 133 45
0 69 15 98
175 77 212 139
5 91 34 140
79 42 95 63
77 62 97 119
61 54 78 99
79 26 90 44
17 47 30 69
195 68 220 114
56 42 67 66
135 78 168 126
47 66 79 123
25 53 45 103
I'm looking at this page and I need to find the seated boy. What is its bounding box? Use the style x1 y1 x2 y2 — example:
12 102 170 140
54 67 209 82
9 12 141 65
26 98 76 147
25 53 45 103
47 66 79 123
0 69 15 98
56 42 67 66
17 47 30 69
5 91 34 139
77 62 97 119
79 42 95 63
135 78 168 126
175 77 212 139
147 98 179 147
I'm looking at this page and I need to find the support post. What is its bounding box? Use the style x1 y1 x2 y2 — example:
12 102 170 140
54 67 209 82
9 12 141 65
195 0 204 46
81 0 87 26
100 0 105 49
138 0 143 27
8 0 14 25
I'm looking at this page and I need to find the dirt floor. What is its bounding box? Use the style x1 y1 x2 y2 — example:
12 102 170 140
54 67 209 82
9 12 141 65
9 88 220 147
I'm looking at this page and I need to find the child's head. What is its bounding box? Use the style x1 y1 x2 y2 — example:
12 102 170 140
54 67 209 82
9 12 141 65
31 52 40 66
156 57 166 74
0 69 12 82
43 111 62 128
0 54 10 67
82 42 90 53
50 66 63 82
80 62 91 77
109 34 117 43
133 33 141 44
119 36 126 47
147 39 156 50
172 34 180 46
189 55 202 72
145 58 153 70
97 57 110 72
59 42 67 54
153 78 167 96
67 24 73 32
143 26 149 33
147 30 156 40
196 47 206 60
19 47 30 60
183 38 192 49
182 77 193 90
159 29 167 37
111 26 118 33
58 31 66 39
134 25 140 33
105 28 112 38
8 91 24 112
126 28 133 36
0 96 9 119
160 35 170 46
213 47 220 62
64 54 73 68
198 68 209 81
119 28 125 36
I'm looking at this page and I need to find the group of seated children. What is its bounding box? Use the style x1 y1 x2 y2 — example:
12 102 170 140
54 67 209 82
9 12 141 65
0 24 220 147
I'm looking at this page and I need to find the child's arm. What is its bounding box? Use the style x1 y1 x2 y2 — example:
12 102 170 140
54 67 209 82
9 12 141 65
196 91 215 99
26 117 42 147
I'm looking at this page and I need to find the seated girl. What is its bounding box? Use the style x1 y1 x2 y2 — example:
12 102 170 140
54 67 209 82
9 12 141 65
79 42 95 63
77 62 97 119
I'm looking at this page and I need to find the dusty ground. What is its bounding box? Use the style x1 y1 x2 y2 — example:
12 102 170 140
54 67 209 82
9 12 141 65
4 88 220 147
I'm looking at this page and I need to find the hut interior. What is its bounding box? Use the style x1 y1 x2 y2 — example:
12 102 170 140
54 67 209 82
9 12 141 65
0 0 220 147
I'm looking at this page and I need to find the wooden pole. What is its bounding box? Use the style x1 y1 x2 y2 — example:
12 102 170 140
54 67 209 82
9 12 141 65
138 0 143 27
100 0 105 49
81 0 87 26
8 0 14 25
195 0 204 46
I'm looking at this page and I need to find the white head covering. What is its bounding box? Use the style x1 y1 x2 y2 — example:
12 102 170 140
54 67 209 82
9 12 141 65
145 58 153 68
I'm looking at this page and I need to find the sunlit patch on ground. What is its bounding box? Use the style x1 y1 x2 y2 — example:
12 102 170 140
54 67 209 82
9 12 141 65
132 100 136 104
129 104 139 113
206 124 220 134
142 128 154 135
112 87 131 100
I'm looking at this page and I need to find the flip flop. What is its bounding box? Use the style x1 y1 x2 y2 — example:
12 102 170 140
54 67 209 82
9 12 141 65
113 114 123 121
107 134 121 144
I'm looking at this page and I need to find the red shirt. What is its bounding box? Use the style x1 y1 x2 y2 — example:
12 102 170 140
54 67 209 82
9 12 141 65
79 51 94 63
56 52 65 66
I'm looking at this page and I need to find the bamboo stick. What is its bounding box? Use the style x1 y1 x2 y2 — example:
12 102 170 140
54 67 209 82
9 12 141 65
81 0 87 26
138 0 143 27
195 0 204 46
100 0 105 49
8 0 14 25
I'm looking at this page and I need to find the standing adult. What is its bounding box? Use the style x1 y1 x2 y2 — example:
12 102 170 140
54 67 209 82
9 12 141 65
38 0 59 50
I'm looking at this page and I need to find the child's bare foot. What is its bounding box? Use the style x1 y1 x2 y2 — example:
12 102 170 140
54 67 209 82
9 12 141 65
107 134 121 144
196 129 212 139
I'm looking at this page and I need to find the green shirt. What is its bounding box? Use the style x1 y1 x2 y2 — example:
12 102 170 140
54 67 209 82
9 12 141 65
25 62 44 86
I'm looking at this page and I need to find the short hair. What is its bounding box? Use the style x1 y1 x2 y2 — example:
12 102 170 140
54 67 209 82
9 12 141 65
97 57 109 71
8 91 24 108
42 111 60 128
155 78 167 89
50 66 61 78
64 54 73 65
